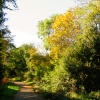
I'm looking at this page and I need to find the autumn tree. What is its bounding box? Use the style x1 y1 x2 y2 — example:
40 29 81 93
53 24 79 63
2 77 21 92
36 0 100 98
47 8 81 60
25 47 52 81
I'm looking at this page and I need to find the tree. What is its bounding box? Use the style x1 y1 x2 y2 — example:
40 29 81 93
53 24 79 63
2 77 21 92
37 15 56 50
7 47 27 78
26 47 52 81
0 0 17 82
65 0 100 93
47 8 81 60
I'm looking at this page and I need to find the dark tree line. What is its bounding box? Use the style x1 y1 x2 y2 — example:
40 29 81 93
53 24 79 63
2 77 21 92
0 0 17 82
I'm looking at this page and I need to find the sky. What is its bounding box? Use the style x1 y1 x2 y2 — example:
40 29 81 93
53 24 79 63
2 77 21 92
6 0 76 48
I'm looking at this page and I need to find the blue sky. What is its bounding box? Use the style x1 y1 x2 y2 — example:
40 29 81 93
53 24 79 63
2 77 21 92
6 0 76 48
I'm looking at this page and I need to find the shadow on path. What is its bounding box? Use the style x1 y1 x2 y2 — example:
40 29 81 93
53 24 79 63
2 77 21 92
14 82 46 100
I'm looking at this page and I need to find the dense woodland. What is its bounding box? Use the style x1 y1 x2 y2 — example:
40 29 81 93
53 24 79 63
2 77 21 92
0 0 100 100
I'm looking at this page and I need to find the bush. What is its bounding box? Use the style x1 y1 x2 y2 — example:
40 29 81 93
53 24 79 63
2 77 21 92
1 77 8 84
0 82 19 100
24 71 34 81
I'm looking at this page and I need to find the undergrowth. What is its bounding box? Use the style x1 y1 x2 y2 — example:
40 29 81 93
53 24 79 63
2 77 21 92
0 81 19 100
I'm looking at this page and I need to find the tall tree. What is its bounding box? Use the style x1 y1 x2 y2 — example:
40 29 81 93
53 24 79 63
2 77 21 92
66 0 100 93
37 15 56 50
7 47 27 78
0 0 17 81
47 8 81 59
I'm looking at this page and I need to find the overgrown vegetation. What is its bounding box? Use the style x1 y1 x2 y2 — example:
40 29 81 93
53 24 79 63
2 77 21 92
0 79 19 100
0 0 100 100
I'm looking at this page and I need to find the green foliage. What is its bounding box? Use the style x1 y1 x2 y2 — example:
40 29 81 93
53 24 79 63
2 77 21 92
24 71 34 82
6 47 27 78
1 0 99 100
37 15 57 49
0 0 17 82
0 82 19 100
34 0 100 99
34 58 73 99
38 15 56 38
65 1 100 93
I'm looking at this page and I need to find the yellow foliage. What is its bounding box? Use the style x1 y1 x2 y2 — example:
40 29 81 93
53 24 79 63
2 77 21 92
47 8 81 59
50 46 60 59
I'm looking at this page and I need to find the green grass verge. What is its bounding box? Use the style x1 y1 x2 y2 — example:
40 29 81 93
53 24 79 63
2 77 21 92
0 82 19 100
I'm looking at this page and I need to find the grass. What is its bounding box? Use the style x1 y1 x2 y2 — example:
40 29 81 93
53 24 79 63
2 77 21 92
0 82 19 100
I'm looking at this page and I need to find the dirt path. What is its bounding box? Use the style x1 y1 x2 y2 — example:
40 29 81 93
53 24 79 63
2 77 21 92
14 82 46 100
